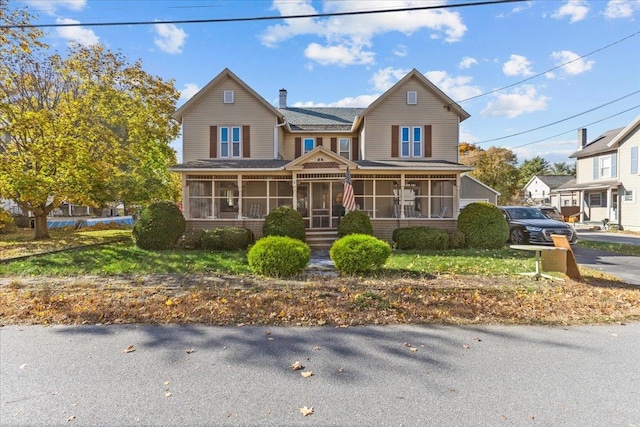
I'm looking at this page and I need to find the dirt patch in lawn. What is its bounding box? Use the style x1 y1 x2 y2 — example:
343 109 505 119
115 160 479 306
1 273 639 326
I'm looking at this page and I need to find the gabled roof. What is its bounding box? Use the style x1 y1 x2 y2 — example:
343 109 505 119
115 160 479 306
461 173 501 195
172 68 283 124
569 127 624 158
525 174 575 190
359 68 470 123
607 114 640 149
283 145 357 170
279 107 365 132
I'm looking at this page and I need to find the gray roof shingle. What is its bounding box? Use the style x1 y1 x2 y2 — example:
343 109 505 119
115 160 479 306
536 175 575 189
569 127 624 158
279 107 365 131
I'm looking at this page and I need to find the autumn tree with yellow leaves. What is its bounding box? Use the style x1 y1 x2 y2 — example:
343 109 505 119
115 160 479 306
0 1 180 239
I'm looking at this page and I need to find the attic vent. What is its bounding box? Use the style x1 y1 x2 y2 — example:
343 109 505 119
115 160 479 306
223 90 234 104
407 91 417 105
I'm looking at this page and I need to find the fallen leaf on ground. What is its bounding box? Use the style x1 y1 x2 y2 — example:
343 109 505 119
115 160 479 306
463 344 470 349
410 347 418 352
165 391 172 397
123 345 135 353
313 346 322 351
67 415 76 422
301 371 313 378
299 406 314 416
291 361 303 371
186 348 195 354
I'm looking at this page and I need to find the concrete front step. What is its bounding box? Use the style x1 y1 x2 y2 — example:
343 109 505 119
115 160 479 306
306 230 338 250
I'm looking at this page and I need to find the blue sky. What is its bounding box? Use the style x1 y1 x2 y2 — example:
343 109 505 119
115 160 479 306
17 0 640 165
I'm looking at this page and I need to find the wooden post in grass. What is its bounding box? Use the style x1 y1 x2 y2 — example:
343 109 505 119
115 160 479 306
551 235 582 280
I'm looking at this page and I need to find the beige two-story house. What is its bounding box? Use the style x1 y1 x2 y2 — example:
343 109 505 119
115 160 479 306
171 68 472 243
556 115 640 231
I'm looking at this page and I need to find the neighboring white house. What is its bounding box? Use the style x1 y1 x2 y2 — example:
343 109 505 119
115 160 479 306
523 175 576 207
554 116 640 231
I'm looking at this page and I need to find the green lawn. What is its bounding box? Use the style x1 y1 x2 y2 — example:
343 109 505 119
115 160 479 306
575 240 640 256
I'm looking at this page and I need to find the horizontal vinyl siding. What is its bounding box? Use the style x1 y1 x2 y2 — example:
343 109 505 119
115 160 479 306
182 77 277 162
364 79 460 162
576 157 595 183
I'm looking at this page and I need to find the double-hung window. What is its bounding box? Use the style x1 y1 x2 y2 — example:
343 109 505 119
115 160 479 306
600 156 611 178
339 138 350 159
631 146 638 174
400 126 422 158
220 126 241 158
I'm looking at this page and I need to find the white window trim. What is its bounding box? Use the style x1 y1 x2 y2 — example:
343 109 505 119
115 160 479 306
407 91 417 105
599 155 611 179
223 90 234 104
303 138 315 154
220 126 242 158
623 188 635 203
400 126 423 158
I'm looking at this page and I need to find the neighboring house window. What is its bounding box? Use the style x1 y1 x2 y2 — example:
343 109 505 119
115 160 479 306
623 189 635 203
220 126 241 158
303 138 315 154
600 156 611 178
589 192 603 207
631 146 638 174
339 138 350 159
407 91 417 105
223 90 234 104
400 126 422 158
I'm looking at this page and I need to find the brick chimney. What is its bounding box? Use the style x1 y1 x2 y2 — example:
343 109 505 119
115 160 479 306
279 89 287 109
577 128 587 150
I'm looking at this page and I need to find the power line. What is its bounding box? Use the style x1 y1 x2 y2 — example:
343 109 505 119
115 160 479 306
453 29 640 104
512 105 640 149
475 90 640 145
2 0 527 29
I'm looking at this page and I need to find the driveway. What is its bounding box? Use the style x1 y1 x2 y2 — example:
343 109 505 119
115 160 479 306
574 230 640 286
2 324 639 426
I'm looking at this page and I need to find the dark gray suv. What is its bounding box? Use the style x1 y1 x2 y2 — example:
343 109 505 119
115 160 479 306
499 206 577 245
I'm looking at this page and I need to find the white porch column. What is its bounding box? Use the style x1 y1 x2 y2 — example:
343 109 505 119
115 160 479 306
292 173 298 212
579 191 585 223
182 175 189 219
400 174 406 218
237 175 243 219
607 187 613 221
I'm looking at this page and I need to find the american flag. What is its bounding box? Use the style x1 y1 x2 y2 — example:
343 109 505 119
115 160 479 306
342 167 356 212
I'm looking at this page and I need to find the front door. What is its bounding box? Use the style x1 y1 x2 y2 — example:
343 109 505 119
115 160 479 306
297 181 343 229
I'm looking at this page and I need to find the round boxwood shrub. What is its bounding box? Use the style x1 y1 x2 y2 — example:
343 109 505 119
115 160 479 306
457 202 508 249
247 236 311 278
330 234 391 275
175 229 206 250
337 210 373 237
202 227 254 251
392 226 449 250
132 201 186 250
262 206 306 242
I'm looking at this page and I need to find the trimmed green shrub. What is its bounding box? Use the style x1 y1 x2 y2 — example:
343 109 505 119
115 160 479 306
457 202 508 249
262 206 306 242
202 227 254 251
0 209 16 234
392 226 449 250
338 210 373 237
445 228 466 249
330 234 391 275
175 229 206 250
132 201 186 250
247 236 311 278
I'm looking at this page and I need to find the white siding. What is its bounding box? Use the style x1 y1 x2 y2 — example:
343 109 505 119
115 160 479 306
618 126 640 230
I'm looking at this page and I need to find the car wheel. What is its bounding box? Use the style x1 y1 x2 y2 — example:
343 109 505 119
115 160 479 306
510 228 527 244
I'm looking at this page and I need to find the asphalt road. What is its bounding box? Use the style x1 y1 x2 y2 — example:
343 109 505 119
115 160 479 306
2 324 639 426
574 230 640 286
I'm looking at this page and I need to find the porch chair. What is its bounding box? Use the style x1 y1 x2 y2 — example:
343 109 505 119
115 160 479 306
393 204 402 218
404 205 416 218
248 203 263 218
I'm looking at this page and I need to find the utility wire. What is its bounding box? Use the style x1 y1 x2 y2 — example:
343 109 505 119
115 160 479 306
453 29 640 104
512 105 640 149
2 0 527 29
475 90 640 145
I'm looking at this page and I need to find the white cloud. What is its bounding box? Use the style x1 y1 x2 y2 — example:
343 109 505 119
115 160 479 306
292 94 380 108
154 23 188 54
55 18 99 46
261 0 467 66
496 1 533 18
604 0 640 18
551 0 589 23
458 56 478 69
512 139 577 163
22 0 86 15
371 67 410 91
424 71 483 102
551 50 594 75
179 83 200 103
459 126 478 144
304 42 374 66
481 85 550 118
503 54 534 77
393 44 408 57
